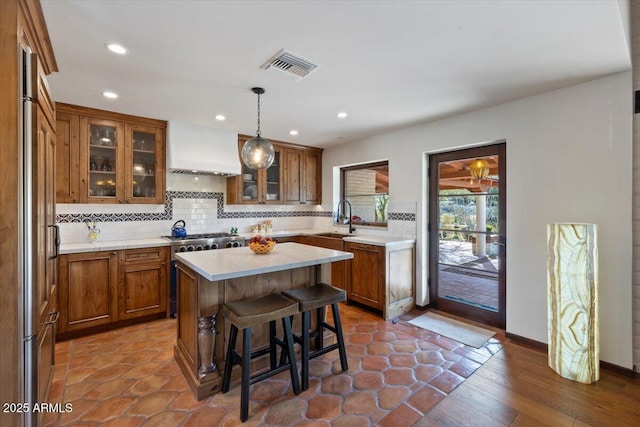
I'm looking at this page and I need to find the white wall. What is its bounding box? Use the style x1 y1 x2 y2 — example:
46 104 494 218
323 71 634 369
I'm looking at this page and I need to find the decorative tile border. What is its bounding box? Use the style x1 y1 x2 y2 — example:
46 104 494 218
57 191 415 223
389 212 416 221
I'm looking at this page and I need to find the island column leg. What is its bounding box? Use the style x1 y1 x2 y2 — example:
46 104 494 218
198 314 218 378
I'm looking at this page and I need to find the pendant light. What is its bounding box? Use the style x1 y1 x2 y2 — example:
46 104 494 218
241 87 275 169
469 158 489 179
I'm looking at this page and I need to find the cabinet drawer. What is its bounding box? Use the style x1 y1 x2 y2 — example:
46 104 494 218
121 246 167 265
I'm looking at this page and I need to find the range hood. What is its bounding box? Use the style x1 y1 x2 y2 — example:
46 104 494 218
167 121 241 176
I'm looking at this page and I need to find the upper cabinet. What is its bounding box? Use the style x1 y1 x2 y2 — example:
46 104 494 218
56 103 166 204
227 135 322 205
283 146 322 205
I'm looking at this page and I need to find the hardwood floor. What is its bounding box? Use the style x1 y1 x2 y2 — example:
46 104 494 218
47 304 639 426
418 318 640 426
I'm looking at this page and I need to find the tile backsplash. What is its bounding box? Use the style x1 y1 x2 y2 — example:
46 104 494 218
57 174 416 244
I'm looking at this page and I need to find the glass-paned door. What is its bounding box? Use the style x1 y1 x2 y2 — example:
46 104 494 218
240 162 258 202
428 143 506 328
264 150 281 203
87 121 119 200
131 130 157 200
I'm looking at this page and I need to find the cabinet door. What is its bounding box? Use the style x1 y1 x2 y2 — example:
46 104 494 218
303 149 322 204
118 247 168 319
284 148 303 204
346 243 385 309
125 123 165 204
58 251 119 332
79 116 126 203
55 111 80 203
284 147 322 205
34 102 58 330
119 262 167 319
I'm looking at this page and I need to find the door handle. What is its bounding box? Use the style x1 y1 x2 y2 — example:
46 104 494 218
48 224 60 260
45 311 59 325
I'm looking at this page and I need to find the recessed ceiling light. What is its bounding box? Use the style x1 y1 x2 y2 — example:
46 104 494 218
289 130 299 136
337 112 348 119
102 91 118 99
106 43 128 55
215 114 226 121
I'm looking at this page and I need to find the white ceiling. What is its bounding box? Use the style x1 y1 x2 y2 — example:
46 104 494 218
41 0 630 148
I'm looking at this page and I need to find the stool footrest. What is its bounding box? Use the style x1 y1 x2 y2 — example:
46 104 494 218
309 343 340 360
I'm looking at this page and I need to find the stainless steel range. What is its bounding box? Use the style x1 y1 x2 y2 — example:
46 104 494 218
163 232 245 317
163 232 244 257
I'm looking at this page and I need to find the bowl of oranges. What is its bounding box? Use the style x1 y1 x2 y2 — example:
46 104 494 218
248 235 276 254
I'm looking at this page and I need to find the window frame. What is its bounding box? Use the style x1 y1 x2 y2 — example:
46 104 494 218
340 160 389 228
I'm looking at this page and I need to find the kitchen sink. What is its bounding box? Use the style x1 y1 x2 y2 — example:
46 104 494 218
313 232 350 239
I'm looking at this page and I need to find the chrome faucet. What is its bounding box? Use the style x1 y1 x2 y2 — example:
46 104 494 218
337 199 356 234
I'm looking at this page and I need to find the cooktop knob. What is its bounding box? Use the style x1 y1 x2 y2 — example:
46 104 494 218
196 245 203 251
203 244 211 250
187 245 195 251
211 243 219 249
226 242 233 248
178 246 187 252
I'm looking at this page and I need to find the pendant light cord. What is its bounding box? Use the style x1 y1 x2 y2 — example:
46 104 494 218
256 92 261 137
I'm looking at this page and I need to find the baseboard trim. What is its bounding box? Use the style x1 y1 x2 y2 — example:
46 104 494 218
505 332 637 378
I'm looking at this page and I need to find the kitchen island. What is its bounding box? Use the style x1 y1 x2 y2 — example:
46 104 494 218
173 242 354 399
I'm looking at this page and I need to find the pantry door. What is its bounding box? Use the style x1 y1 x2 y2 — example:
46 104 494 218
428 143 506 328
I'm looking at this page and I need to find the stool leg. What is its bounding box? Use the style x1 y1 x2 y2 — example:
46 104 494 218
315 307 324 351
301 310 310 391
222 324 238 393
240 327 252 422
269 320 277 370
331 303 349 372
283 316 301 395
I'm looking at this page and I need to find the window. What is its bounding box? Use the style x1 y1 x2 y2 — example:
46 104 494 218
339 161 389 227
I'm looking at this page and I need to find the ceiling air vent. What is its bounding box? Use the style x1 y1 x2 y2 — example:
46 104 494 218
261 49 317 79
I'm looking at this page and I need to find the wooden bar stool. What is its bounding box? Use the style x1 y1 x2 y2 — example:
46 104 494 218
221 293 301 422
281 283 348 390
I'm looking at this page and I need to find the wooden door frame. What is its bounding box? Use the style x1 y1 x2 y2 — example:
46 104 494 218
428 143 506 328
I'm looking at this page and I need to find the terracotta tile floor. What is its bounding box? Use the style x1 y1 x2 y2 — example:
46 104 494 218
46 304 502 426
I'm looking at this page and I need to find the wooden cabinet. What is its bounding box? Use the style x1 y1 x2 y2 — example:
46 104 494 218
284 147 322 205
55 111 80 202
227 135 284 204
298 235 347 291
227 135 322 205
345 241 415 320
58 251 119 333
118 247 168 320
56 103 166 204
3 1 58 421
345 242 385 309
58 247 168 339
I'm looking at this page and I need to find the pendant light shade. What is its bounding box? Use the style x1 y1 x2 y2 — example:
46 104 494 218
469 158 490 179
242 87 275 169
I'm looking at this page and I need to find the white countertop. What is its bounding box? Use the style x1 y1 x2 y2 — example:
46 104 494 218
59 229 415 255
60 238 170 254
175 242 354 281
239 228 416 247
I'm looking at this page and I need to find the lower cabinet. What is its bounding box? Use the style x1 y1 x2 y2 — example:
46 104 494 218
58 250 119 333
58 246 168 339
298 235 347 291
345 243 385 309
119 247 168 320
345 241 415 320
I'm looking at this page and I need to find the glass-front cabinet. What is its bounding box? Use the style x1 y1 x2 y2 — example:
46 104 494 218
81 117 124 203
126 124 164 203
79 115 165 204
